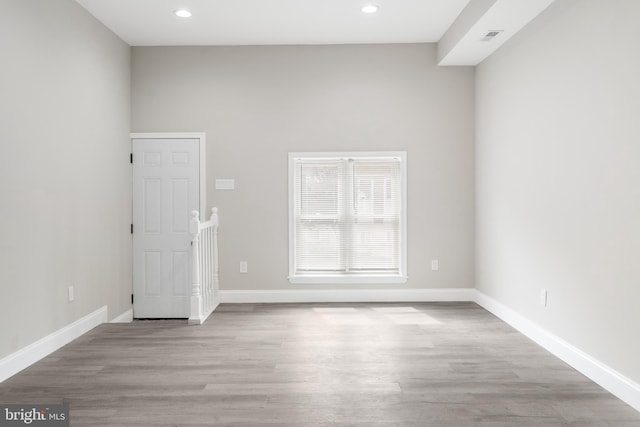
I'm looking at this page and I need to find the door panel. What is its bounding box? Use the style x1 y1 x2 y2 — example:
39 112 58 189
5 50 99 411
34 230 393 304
133 138 199 318
143 178 161 232
171 179 189 232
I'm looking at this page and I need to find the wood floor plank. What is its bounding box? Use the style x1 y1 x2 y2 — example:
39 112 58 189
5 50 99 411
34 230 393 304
1 302 638 426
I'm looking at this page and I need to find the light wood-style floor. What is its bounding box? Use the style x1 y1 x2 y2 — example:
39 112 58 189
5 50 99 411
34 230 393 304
1 302 638 426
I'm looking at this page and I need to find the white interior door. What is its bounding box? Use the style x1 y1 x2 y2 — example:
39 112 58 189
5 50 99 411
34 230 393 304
132 138 199 318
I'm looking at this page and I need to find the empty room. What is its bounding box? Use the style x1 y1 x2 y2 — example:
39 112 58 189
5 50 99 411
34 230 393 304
1 0 639 425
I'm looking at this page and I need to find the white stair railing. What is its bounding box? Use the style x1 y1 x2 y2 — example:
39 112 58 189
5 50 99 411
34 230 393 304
188 207 220 325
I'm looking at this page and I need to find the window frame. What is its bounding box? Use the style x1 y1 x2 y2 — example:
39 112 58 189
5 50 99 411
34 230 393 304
288 151 407 284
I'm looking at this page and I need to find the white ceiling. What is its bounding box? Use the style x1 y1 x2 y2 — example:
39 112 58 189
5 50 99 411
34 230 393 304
74 0 471 46
74 0 556 65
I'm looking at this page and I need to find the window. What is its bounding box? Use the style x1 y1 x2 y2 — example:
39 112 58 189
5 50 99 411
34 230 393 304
288 152 407 284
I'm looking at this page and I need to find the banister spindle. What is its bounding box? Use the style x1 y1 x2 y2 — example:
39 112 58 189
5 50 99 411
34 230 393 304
210 207 219 226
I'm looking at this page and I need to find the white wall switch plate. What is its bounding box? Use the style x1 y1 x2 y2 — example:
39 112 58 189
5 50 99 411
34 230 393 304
215 179 235 190
431 260 439 271
68 286 74 302
239 261 248 273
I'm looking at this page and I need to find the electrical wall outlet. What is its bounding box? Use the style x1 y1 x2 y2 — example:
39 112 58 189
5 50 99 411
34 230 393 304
540 289 548 307
239 261 248 274
431 259 439 271
68 286 74 302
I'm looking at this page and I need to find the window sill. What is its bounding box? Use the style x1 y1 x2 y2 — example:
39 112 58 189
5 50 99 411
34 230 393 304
289 275 408 285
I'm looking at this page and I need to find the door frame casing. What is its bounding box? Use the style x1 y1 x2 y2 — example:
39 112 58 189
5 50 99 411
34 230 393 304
130 132 206 219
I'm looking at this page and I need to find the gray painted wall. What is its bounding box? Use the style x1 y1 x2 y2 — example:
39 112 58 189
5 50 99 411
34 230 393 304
0 0 132 359
476 0 640 383
131 44 475 292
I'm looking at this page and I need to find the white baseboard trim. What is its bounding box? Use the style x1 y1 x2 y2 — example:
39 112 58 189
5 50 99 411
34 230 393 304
110 309 133 323
0 306 107 383
219 288 476 304
474 290 640 412
3 292 637 412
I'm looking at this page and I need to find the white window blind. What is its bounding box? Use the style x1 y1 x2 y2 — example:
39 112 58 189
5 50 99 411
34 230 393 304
289 152 406 284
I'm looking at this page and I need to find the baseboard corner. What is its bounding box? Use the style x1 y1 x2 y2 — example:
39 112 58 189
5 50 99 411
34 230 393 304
110 308 133 323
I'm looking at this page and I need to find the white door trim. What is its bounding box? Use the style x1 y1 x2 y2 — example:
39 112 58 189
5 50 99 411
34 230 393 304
130 132 206 218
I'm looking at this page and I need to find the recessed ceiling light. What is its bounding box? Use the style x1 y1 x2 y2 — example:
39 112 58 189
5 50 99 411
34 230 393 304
361 4 379 14
174 9 192 18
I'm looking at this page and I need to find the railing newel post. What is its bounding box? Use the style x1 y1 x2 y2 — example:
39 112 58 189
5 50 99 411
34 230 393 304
188 210 202 324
